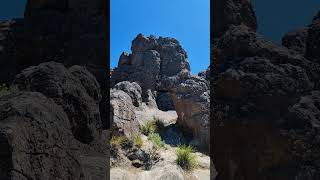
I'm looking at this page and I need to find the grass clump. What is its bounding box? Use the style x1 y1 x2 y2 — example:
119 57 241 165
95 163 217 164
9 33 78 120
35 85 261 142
110 135 129 147
141 116 164 135
176 145 197 170
133 134 143 148
148 133 165 149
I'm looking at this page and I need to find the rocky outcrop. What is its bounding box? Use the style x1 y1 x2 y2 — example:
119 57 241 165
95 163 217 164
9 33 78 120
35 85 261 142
212 2 320 179
0 91 107 180
110 89 139 137
0 0 106 86
212 0 257 38
13 62 102 145
114 81 142 107
111 34 190 110
171 76 210 150
282 28 309 55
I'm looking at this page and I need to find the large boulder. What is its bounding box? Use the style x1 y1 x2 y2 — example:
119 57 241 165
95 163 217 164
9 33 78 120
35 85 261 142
111 34 190 110
171 76 210 150
114 81 142 107
212 0 257 38
0 92 83 180
13 62 102 145
110 89 139 137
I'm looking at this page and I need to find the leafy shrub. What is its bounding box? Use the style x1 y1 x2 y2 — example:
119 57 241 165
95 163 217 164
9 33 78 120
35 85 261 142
110 135 129 147
133 134 143 148
176 145 197 170
148 133 165 149
141 116 164 135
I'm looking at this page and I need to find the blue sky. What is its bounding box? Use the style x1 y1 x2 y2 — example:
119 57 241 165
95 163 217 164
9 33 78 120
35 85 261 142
111 0 210 74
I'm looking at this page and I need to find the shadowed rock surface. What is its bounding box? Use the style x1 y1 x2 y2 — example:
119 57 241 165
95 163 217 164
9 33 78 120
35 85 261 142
13 62 102 145
212 1 320 179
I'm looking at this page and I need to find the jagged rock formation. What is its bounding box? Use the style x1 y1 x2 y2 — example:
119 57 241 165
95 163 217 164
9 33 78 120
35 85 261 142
111 34 190 110
0 0 106 85
111 34 210 150
212 0 320 179
212 0 257 38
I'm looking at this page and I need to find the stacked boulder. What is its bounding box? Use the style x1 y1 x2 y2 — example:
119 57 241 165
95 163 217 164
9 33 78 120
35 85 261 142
212 0 320 179
111 34 210 150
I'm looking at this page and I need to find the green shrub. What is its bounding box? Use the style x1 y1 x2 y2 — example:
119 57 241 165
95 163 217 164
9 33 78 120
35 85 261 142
176 145 197 170
141 116 164 135
148 133 165 149
110 135 129 147
133 134 143 148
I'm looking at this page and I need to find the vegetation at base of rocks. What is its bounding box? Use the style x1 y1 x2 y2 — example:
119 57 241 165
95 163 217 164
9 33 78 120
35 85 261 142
0 84 8 97
111 135 130 147
133 134 143 148
176 145 197 170
148 133 165 149
141 116 164 135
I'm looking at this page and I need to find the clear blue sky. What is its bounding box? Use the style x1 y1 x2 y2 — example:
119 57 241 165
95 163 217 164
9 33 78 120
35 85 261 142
111 0 210 74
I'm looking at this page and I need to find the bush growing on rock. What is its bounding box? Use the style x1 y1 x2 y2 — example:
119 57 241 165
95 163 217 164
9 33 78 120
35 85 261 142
141 116 164 135
111 135 130 147
176 145 197 170
148 133 165 149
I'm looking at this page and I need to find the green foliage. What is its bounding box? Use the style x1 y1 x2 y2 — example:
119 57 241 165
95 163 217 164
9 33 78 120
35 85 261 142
148 133 165 149
133 134 143 148
110 135 129 147
141 116 164 135
176 145 197 170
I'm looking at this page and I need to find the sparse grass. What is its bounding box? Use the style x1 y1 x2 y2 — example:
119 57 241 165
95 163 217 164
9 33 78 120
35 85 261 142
141 116 164 135
148 133 165 149
110 135 129 147
176 145 197 170
133 134 143 148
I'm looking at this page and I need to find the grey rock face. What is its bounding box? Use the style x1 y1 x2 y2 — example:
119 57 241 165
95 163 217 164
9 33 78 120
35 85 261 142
171 76 210 150
114 81 142 107
13 62 102 144
111 34 190 110
212 0 257 38
0 92 82 180
110 89 139 137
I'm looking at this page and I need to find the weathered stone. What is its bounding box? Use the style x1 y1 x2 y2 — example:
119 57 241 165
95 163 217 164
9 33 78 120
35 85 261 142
13 62 102 144
171 76 210 150
114 81 142 107
110 89 139 137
